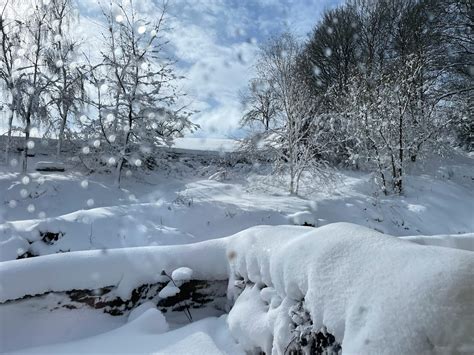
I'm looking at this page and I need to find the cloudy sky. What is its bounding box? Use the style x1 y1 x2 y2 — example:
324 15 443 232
78 0 343 138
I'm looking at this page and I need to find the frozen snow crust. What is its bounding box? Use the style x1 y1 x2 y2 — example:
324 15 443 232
1 223 473 354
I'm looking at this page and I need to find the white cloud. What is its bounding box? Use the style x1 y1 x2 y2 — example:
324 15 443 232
75 0 343 138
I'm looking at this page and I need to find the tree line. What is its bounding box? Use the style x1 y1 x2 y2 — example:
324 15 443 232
0 0 195 185
241 0 472 194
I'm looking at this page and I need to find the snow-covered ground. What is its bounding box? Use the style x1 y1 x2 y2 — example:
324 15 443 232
0 148 473 353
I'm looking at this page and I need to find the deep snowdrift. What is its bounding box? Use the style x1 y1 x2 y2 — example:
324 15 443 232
1 223 473 354
225 224 474 354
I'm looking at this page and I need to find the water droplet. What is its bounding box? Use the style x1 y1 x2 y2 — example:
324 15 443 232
87 199 95 207
21 176 30 185
80 180 89 189
27 204 35 213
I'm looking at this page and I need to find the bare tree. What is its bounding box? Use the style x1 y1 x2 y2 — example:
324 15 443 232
10 1 53 173
95 0 195 186
242 33 332 194
0 0 21 163
240 78 278 132
44 0 84 158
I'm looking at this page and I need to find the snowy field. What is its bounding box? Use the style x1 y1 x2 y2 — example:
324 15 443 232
0 141 473 354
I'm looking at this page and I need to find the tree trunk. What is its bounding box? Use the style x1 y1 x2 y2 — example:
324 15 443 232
397 111 404 194
56 111 67 157
114 157 124 187
22 118 31 174
4 108 14 164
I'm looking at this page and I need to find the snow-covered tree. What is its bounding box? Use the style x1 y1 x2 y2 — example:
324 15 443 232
9 0 53 173
0 0 22 163
89 0 196 186
242 33 332 194
43 0 84 157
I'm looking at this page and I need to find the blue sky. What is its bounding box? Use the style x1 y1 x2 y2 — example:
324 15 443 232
78 0 343 138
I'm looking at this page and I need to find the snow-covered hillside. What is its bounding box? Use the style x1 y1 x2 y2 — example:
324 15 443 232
0 146 474 354
0 148 473 353
1 0 472 352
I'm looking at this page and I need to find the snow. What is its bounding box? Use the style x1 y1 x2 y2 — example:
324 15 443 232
172 267 194 282
127 303 169 334
13 315 243 354
0 235 29 261
171 137 238 153
0 151 472 354
0 296 125 353
0 240 228 303
401 232 474 252
128 301 162 323
2 222 472 354
287 210 316 226
225 223 474 354
158 283 181 299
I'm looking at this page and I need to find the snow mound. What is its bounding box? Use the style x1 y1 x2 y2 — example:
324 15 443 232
172 267 194 282
287 211 316 226
0 240 228 303
0 236 29 261
127 303 169 334
402 232 474 252
158 283 181 299
225 223 474 354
